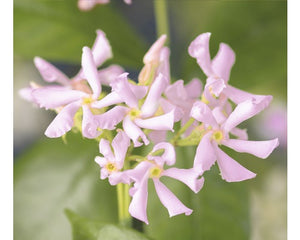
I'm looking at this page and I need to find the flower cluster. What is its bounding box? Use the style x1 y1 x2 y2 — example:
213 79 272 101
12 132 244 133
20 29 279 224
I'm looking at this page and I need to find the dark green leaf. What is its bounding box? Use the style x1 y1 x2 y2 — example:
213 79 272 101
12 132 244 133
14 0 147 68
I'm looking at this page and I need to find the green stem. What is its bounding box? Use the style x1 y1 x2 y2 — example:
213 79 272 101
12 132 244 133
154 0 170 43
170 118 195 145
117 183 124 223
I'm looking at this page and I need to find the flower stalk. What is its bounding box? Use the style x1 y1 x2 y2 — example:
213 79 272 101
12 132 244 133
154 0 169 44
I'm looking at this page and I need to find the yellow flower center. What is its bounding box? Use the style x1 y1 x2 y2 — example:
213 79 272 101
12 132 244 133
211 130 224 143
82 96 94 105
106 162 117 173
128 108 141 120
149 166 162 178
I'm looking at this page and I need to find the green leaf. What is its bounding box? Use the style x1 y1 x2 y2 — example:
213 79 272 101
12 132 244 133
65 209 151 240
14 0 147 68
14 132 118 240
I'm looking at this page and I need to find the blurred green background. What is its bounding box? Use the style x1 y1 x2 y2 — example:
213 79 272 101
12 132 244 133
14 0 287 239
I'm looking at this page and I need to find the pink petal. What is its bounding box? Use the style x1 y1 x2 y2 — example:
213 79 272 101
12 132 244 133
100 168 109 180
193 132 216 173
230 127 248 140
91 91 123 109
33 57 70 85
215 145 256 182
94 156 107 168
45 101 81 138
190 101 218 128
162 168 204 193
82 46 101 99
81 105 102 139
222 138 279 159
185 78 203 99
108 172 131 185
91 29 113 67
141 73 168 117
159 98 184 122
157 47 171 83
99 138 115 161
223 97 273 133
211 43 235 82
134 110 175 131
110 73 138 108
165 80 188 104
19 87 35 103
123 116 149 147
129 83 148 100
126 161 153 183
149 142 176 166
205 77 226 97
96 106 128 130
143 35 167 64
148 130 167 144
128 172 150 224
188 32 214 76
32 86 85 110
212 107 227 125
97 65 124 86
112 131 130 167
223 85 273 105
153 179 193 217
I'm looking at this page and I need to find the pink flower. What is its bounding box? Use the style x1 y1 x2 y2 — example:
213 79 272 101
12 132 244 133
125 142 204 224
109 72 175 147
94 131 131 185
191 100 279 182
32 46 125 139
188 33 272 109
78 0 131 11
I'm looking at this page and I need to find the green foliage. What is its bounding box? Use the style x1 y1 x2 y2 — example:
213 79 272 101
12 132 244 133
65 209 151 240
14 0 147 68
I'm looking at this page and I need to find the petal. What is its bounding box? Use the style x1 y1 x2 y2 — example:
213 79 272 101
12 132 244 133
108 172 131 185
110 73 138 108
143 35 167 64
91 91 123 109
190 101 218 128
141 73 168 117
82 105 102 139
153 179 193 217
205 77 226 97
165 80 188 104
134 110 175 131
82 46 101 99
19 87 35 103
222 138 279 159
129 83 148 100
91 29 113 67
148 130 167 144
96 106 128 130
157 47 171 83
230 127 248 140
78 0 100 11
128 172 150 224
223 85 273 105
100 168 109 180
123 116 149 147
97 65 124 86
223 97 273 133
212 107 227 125
112 131 130 167
215 145 256 182
211 43 235 82
188 32 214 76
162 168 205 193
32 86 85 110
126 161 153 183
193 132 216 173
185 78 203 99
95 156 107 168
149 142 176 166
45 101 81 138
99 138 115 161
34 57 70 85
159 98 184 122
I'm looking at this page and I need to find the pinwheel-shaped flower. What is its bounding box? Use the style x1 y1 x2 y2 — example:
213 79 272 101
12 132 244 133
188 32 272 109
94 131 130 185
109 72 176 147
191 100 279 182
126 142 204 224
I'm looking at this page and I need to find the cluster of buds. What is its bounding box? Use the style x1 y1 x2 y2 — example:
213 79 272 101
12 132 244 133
20 29 279 224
